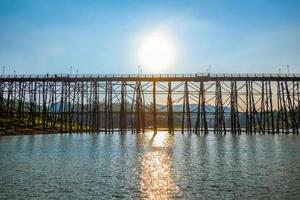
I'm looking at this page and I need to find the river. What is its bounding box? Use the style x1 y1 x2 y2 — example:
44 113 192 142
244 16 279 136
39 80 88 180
0 132 300 199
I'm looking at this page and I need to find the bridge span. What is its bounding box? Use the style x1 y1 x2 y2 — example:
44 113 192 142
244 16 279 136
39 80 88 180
1 73 300 134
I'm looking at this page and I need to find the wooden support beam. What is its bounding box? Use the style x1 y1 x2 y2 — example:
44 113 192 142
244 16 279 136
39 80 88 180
153 81 157 133
167 81 174 134
195 82 201 134
1 75 299 134
214 81 226 134
181 81 191 133
119 81 127 134
200 81 208 134
268 81 275 134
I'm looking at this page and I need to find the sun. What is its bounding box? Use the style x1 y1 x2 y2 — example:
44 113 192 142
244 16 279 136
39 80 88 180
138 31 176 73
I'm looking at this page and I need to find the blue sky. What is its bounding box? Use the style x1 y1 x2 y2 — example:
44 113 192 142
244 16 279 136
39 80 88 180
0 0 299 74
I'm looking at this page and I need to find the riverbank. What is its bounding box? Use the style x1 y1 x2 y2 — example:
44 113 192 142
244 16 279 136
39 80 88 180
0 127 66 136
0 115 74 136
0 116 65 136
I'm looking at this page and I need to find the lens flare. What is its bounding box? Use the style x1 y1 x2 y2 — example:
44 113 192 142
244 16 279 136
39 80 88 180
138 31 176 73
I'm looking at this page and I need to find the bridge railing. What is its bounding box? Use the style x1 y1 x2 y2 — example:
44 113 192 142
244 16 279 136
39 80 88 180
1 73 300 79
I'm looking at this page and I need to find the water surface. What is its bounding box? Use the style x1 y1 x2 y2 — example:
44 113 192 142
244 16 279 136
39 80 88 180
1 132 300 199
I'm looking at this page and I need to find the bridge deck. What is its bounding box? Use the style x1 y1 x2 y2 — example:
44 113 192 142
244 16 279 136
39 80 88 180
1 73 300 81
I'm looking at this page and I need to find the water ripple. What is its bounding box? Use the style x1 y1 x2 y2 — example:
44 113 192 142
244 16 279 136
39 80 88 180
0 133 300 199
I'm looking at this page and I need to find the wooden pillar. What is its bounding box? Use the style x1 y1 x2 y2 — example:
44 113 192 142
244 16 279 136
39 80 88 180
181 82 186 134
32 82 36 125
181 81 191 134
214 81 226 134
195 82 201 134
231 81 241 134
259 81 265 134
135 81 140 133
93 81 99 132
296 81 300 134
68 81 72 133
75 82 80 132
185 81 191 133
17 81 22 127
285 81 296 134
167 81 174 134
0 80 3 114
120 81 126 134
59 81 63 131
276 81 281 133
292 81 298 134
265 81 270 134
130 83 136 134
297 81 300 134
104 81 108 133
250 81 257 133
6 82 12 119
281 82 289 133
153 81 157 133
80 82 84 131
200 81 208 134
230 81 236 134
108 81 113 133
245 81 249 134
269 81 275 134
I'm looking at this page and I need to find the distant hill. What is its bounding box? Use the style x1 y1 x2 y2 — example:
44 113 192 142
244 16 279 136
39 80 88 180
49 101 231 113
155 103 230 113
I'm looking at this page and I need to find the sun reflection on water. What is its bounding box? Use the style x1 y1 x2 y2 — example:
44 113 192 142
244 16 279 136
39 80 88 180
140 131 180 199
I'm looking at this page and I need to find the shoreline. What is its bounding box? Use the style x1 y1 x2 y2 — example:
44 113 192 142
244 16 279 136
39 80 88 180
1 128 298 136
0 127 69 136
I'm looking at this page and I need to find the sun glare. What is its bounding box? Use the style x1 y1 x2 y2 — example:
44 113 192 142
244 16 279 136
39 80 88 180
138 31 176 73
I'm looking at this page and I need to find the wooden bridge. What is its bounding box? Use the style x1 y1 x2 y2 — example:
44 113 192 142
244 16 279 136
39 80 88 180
0 73 300 134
